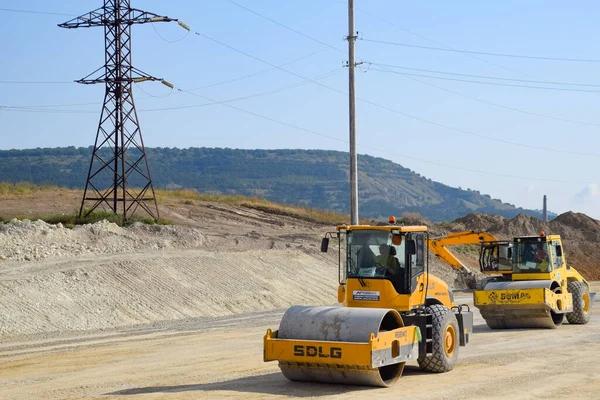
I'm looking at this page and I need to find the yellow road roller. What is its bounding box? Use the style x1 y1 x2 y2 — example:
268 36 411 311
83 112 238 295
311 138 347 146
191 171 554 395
475 232 596 329
264 221 473 387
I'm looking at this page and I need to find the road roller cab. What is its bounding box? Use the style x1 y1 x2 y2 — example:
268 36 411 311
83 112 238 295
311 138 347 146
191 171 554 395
332 224 457 311
474 233 596 329
263 222 474 387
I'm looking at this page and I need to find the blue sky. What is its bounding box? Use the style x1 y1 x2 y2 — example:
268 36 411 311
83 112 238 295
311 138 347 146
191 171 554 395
1 1 599 218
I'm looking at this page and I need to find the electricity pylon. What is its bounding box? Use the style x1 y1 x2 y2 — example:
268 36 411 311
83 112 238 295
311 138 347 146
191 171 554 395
59 0 176 221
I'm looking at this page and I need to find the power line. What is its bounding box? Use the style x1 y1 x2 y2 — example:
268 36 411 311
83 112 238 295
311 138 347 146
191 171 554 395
134 82 174 99
0 7 75 17
226 0 344 53
192 30 336 86
369 63 600 88
1 9 590 182
174 85 348 142
226 1 599 150
167 82 595 184
4 84 597 183
139 67 343 112
151 22 189 43
0 106 96 114
374 66 600 128
0 80 73 84
353 5 536 78
1 67 344 114
5 8 595 178
3 51 323 108
355 85 600 158
186 28 600 158
6 93 593 184
368 67 600 94
361 38 600 63
187 51 322 91
3 101 102 109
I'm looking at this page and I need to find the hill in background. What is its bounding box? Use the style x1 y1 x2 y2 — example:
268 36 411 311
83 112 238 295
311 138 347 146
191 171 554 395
0 147 552 222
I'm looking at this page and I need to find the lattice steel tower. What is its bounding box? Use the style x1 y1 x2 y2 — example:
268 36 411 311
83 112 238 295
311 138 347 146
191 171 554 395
59 1 176 221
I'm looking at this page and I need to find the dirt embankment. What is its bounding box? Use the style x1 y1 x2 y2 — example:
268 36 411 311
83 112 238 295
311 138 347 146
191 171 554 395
0 202 342 340
0 196 475 341
0 215 463 340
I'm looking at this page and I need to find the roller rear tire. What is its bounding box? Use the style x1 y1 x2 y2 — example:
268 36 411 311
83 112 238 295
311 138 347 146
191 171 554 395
566 281 592 325
418 304 459 373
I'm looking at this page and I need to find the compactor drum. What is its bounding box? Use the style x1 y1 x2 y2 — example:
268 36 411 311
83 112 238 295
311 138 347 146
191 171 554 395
264 222 473 387
266 306 419 387
474 233 595 329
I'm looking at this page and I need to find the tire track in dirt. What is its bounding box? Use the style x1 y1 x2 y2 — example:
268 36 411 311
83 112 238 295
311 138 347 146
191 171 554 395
0 249 338 339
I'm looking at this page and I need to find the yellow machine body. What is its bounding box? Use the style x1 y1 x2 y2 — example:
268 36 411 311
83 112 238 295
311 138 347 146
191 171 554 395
338 273 453 310
264 326 420 367
264 224 474 387
474 287 570 309
332 224 455 311
474 234 595 329
263 320 421 387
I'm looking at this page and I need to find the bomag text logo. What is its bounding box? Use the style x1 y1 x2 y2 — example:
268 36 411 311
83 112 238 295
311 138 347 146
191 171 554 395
500 292 531 301
293 345 342 359
488 291 498 302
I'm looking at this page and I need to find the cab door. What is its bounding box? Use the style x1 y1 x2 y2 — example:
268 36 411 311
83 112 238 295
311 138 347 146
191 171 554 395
409 233 425 293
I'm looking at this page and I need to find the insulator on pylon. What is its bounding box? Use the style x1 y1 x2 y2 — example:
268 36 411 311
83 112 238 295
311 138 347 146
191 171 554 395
177 21 191 31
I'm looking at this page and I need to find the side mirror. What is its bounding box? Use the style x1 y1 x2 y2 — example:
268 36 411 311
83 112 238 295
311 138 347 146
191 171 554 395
507 248 512 259
556 245 562 257
321 237 329 253
406 239 416 255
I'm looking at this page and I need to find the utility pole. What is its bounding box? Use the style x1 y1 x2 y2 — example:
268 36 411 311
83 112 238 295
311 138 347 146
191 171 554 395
59 1 176 221
347 0 359 225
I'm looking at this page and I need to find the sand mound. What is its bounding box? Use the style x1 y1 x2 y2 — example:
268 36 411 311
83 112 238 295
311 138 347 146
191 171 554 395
0 249 338 338
0 213 475 340
453 213 506 232
0 219 204 262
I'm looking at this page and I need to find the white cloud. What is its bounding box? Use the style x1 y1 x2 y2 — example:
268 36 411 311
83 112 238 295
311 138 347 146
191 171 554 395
571 184 600 219
573 183 600 204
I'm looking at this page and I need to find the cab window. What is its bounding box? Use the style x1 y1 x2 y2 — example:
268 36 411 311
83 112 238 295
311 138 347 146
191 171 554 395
513 241 552 273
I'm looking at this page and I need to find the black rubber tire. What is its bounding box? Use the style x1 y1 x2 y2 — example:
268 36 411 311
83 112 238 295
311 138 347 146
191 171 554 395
418 304 460 373
566 281 592 325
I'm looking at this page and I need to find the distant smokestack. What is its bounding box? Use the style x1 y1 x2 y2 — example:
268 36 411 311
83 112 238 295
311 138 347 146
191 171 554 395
543 195 548 222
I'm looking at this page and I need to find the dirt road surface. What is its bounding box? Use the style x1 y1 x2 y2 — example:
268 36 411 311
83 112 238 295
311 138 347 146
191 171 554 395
2 284 599 400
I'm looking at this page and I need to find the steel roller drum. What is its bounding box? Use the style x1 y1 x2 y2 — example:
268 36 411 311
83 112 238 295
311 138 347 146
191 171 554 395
277 305 405 387
480 280 564 329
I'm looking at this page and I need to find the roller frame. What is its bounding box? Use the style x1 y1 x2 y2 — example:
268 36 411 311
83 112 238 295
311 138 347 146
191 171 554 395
264 326 420 369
